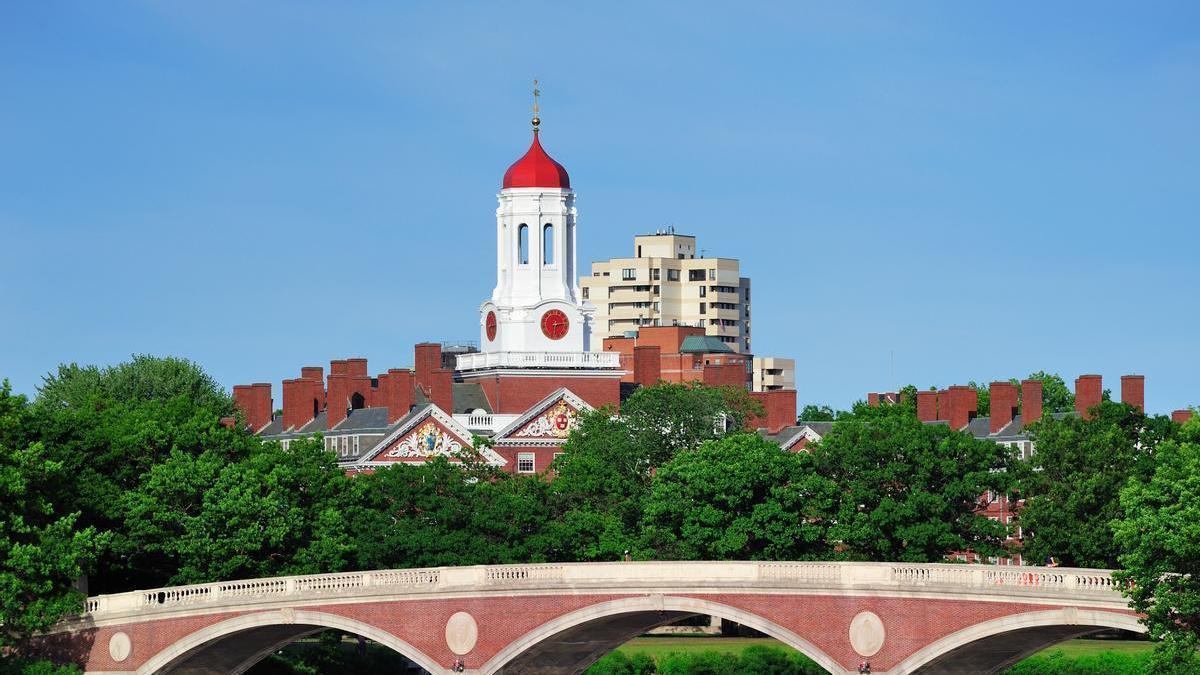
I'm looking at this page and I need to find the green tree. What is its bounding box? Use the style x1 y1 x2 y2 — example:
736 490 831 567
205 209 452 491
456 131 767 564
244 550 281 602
1017 401 1174 568
347 456 552 570
641 434 835 560
1022 371 1074 414
1112 415 1200 673
807 402 1014 562
547 383 761 561
27 356 252 592
798 405 837 421
36 355 230 414
123 436 353 584
621 382 762 467
0 381 102 663
548 411 649 561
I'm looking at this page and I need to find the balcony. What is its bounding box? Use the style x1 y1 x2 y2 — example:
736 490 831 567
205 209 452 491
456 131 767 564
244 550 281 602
453 412 521 433
456 351 622 371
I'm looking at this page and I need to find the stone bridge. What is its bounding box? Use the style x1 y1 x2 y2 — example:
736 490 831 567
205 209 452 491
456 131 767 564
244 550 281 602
46 561 1140 675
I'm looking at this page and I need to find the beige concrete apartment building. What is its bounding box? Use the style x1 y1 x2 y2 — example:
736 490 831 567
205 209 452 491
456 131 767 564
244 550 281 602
580 231 751 353
753 357 795 392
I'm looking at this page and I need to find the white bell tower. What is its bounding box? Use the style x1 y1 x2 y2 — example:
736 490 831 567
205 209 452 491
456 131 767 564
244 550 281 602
475 93 596 356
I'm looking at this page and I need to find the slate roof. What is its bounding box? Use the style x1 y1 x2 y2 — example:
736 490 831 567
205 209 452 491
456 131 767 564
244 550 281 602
452 383 491 413
799 421 834 437
332 406 390 432
679 335 735 354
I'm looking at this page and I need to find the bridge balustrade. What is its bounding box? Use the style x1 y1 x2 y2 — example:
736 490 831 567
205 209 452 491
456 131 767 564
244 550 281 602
79 561 1123 621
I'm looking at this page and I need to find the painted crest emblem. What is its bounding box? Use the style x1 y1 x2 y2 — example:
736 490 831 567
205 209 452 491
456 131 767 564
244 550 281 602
385 421 465 459
514 401 578 439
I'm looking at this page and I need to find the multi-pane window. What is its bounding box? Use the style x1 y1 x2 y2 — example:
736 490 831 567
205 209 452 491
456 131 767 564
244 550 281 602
621 268 636 280
651 268 661 280
708 269 717 280
517 453 535 474
667 269 680 281
688 269 706 281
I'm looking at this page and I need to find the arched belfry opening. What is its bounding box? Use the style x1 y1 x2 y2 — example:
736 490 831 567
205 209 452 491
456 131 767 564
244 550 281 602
350 392 366 410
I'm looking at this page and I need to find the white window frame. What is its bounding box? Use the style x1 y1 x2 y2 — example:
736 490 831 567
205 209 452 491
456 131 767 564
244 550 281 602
517 452 536 474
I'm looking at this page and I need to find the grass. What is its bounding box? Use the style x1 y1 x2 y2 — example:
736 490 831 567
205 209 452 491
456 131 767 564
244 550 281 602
613 636 783 659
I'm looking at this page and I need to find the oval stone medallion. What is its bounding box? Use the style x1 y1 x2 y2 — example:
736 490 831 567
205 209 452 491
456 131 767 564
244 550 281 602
445 611 479 655
848 610 885 657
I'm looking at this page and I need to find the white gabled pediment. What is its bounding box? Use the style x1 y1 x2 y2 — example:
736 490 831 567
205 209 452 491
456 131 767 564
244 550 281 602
357 404 506 467
493 388 592 445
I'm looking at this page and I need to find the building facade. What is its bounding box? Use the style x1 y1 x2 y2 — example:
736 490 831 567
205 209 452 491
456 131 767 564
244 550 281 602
753 357 795 392
580 231 752 353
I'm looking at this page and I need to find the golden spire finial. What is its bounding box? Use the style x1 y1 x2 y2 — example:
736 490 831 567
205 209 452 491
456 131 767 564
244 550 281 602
531 78 541 131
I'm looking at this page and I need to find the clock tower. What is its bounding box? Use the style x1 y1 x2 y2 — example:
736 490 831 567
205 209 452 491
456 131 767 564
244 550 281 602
477 104 594 354
455 91 622 414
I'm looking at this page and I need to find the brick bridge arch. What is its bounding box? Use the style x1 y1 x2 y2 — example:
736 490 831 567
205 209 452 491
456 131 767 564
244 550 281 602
46 562 1142 674
482 595 843 674
135 609 444 675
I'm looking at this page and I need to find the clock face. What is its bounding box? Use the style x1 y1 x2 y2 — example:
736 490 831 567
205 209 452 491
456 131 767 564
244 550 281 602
485 311 497 341
540 309 569 340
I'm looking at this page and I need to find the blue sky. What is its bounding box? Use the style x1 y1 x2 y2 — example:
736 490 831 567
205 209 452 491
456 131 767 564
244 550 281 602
2 2 1197 413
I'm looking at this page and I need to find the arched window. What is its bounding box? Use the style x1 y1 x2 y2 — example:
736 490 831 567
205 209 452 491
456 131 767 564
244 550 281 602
543 223 554 265
518 224 529 265
350 392 365 410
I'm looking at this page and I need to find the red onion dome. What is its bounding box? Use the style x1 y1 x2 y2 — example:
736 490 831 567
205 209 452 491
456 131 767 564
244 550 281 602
502 131 570 189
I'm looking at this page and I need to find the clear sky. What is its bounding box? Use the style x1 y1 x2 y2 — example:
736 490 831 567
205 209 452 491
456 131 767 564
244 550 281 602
2 2 1197 414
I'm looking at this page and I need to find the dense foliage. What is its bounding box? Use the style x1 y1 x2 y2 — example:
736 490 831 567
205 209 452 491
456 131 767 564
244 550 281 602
0 382 100 663
1016 401 1175 568
1113 415 1200 673
807 402 1015 562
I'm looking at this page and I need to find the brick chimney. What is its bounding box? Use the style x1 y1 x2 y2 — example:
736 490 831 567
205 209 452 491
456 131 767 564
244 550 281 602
948 386 978 431
990 381 1019 434
1172 409 1194 425
382 369 414 424
749 389 797 435
233 383 272 432
430 369 454 412
414 343 442 396
867 392 880 407
281 378 307 431
300 367 325 413
936 390 950 422
1075 374 1103 419
326 373 349 429
633 345 662 386
916 391 937 422
346 358 368 377
1121 375 1145 412
1021 379 1043 426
